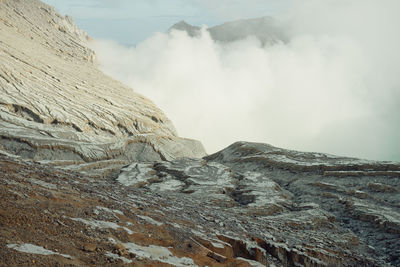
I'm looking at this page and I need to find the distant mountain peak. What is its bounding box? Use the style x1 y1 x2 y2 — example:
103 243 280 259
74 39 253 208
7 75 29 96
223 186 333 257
174 20 191 26
169 16 287 44
169 20 201 37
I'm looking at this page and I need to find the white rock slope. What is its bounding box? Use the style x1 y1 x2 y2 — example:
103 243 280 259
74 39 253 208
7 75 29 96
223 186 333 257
0 0 206 171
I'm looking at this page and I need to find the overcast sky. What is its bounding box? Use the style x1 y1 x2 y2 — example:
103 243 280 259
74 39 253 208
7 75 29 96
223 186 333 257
42 0 292 45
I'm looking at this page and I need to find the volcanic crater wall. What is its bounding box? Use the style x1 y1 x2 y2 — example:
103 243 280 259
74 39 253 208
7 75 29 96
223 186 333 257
0 0 206 168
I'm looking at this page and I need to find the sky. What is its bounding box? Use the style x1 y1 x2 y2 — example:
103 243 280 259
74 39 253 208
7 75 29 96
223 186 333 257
42 0 292 45
42 0 400 162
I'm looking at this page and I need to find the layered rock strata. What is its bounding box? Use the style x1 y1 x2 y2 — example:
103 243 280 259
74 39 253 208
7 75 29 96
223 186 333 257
0 0 206 170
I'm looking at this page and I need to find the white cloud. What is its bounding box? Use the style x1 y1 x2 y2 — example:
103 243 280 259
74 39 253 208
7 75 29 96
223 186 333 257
91 0 400 161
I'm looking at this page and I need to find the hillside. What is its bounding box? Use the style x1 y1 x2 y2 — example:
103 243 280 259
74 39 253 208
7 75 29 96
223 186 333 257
0 0 206 177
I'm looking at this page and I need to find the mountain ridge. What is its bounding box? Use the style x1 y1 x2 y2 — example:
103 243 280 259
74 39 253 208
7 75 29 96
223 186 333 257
169 16 286 44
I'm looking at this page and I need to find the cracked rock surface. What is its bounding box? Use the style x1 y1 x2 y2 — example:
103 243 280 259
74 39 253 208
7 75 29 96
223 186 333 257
0 0 206 165
115 142 400 266
1 141 399 266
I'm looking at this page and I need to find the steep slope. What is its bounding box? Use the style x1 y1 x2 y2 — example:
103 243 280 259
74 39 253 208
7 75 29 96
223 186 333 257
0 0 206 172
169 17 286 44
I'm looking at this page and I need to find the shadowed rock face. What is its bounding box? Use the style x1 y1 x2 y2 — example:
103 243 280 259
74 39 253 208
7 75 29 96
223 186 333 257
0 0 206 165
0 1 399 266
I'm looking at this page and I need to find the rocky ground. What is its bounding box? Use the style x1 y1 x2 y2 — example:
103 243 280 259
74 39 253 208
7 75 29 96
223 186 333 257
1 141 399 266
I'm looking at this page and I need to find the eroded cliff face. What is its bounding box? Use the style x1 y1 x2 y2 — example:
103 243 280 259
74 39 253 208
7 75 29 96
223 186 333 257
0 0 206 167
0 1 399 267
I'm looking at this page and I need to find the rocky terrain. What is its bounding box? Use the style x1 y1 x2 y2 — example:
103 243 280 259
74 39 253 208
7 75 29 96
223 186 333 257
0 0 206 171
1 142 399 266
0 0 399 266
169 17 286 44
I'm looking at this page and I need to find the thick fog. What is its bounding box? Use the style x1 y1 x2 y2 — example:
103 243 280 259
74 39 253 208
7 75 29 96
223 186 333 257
91 0 400 161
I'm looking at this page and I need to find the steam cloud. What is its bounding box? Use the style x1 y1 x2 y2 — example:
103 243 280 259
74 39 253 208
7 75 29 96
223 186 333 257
91 0 400 161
